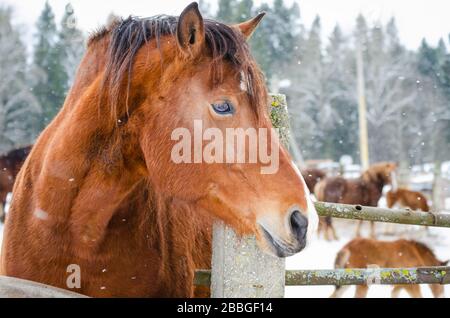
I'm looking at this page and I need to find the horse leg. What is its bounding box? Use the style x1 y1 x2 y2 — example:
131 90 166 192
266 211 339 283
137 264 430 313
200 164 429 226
331 223 339 240
370 221 376 239
330 285 350 298
384 222 394 235
355 220 363 237
429 284 444 298
0 201 4 223
324 224 331 241
317 218 324 239
354 285 369 298
405 285 422 298
391 286 402 298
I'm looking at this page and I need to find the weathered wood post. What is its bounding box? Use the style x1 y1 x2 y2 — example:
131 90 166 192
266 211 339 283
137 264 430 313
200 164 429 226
211 94 290 298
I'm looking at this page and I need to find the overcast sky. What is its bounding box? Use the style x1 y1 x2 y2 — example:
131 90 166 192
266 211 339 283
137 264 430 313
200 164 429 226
3 0 450 51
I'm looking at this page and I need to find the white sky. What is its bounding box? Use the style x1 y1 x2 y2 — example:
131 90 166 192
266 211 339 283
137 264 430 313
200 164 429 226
2 0 450 51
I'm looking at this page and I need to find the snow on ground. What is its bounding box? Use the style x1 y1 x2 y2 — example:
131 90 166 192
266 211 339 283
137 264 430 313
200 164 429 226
286 219 450 298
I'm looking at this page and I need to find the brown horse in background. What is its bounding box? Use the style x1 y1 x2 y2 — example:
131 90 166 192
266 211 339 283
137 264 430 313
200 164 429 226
300 168 336 240
0 146 32 222
301 168 325 194
1 3 317 297
315 162 396 238
387 188 430 212
331 238 447 298
385 188 431 234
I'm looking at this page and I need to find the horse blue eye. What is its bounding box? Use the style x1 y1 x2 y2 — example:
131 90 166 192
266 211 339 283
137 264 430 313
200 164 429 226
211 101 234 115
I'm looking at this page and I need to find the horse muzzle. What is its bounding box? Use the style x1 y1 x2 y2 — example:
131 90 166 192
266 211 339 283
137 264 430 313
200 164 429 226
258 210 308 258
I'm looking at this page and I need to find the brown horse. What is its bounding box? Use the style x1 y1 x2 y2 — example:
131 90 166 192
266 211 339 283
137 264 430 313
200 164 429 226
0 3 317 297
300 168 335 240
0 146 32 222
315 162 396 238
385 188 431 234
301 168 326 194
386 188 430 212
331 238 447 298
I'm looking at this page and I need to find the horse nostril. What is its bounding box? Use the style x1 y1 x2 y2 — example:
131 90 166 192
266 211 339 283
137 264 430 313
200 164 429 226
290 211 308 242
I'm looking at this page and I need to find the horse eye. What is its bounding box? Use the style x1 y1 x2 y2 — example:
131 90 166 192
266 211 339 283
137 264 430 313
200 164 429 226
211 101 234 115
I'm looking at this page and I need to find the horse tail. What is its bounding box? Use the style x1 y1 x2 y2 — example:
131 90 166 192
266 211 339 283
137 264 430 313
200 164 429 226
422 197 430 212
386 190 397 209
335 247 351 269
331 248 351 297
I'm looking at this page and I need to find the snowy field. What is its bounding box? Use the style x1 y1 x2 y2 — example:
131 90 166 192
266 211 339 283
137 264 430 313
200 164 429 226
286 197 450 298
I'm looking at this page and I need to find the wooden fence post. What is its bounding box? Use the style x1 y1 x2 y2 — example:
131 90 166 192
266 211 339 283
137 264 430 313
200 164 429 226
210 94 290 298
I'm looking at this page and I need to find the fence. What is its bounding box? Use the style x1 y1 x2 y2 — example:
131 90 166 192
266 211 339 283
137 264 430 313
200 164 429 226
0 95 448 298
193 94 450 298
194 202 450 296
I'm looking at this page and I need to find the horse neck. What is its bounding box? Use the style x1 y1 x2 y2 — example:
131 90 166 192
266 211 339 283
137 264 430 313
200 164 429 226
361 174 385 194
35 37 214 264
139 186 213 271
374 178 385 193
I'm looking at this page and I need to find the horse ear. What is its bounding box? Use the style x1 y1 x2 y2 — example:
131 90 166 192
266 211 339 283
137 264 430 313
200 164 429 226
177 2 205 58
236 12 266 40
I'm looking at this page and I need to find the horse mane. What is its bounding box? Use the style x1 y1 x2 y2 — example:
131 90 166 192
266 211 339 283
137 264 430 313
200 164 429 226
89 15 267 123
361 163 389 184
361 168 379 184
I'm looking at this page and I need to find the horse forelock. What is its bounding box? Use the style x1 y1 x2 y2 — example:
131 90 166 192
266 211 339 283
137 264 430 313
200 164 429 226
90 15 268 124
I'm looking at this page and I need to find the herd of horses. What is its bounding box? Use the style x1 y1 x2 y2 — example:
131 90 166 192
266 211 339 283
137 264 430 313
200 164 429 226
301 164 446 297
0 3 445 298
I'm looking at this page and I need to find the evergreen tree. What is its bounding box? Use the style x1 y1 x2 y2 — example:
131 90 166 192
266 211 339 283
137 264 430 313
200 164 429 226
418 39 441 78
57 3 85 87
416 39 449 165
250 0 301 87
440 37 450 143
33 1 66 128
0 7 41 153
322 25 358 161
198 0 212 18
214 0 302 89
284 16 324 159
216 0 238 23
235 0 253 21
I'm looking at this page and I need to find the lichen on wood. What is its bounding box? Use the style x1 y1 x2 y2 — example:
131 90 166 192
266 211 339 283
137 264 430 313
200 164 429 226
285 266 450 286
269 94 290 147
194 266 450 287
314 201 450 228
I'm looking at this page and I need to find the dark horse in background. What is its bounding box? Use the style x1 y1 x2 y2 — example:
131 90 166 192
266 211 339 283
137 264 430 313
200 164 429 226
0 146 32 222
315 162 397 238
1 3 317 297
